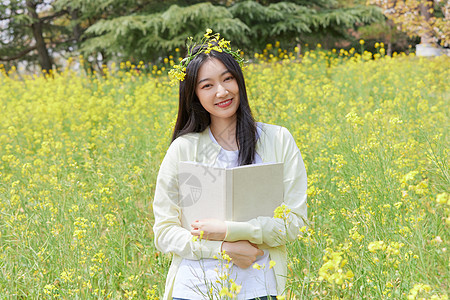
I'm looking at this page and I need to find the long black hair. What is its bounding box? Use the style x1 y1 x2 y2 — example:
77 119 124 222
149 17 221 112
171 44 257 166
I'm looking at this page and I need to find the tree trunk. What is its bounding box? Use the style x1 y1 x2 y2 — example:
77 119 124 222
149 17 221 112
386 18 394 56
71 8 82 43
95 52 105 77
419 0 434 44
26 0 53 73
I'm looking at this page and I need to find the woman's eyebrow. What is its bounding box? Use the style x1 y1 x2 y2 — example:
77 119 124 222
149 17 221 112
197 70 231 85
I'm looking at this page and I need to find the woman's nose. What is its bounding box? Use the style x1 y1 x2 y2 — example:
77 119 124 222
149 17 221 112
216 84 229 98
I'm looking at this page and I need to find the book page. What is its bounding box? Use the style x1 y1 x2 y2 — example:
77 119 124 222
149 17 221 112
231 163 283 221
178 162 227 230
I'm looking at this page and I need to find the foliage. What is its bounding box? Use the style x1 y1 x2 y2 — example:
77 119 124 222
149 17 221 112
0 0 73 72
368 0 450 47
81 1 383 59
356 21 414 51
1 0 384 70
0 46 449 298
81 2 249 62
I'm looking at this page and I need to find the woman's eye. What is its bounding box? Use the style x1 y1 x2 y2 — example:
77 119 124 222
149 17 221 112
224 76 233 81
201 84 212 89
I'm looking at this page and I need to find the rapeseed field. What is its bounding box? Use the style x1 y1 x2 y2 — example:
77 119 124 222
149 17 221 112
0 47 448 299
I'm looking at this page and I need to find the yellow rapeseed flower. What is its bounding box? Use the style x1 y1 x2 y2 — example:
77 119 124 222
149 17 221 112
269 260 276 269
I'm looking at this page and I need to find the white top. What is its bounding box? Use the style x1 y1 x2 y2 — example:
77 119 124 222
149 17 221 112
172 123 277 299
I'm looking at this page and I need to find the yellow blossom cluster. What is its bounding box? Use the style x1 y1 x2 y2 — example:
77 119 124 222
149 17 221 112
407 283 448 300
318 248 354 285
273 204 291 219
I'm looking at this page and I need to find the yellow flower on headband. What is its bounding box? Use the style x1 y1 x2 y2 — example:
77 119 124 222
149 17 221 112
168 29 245 85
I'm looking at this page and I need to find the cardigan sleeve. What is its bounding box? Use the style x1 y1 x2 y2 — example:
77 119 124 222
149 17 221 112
224 126 308 247
152 138 223 259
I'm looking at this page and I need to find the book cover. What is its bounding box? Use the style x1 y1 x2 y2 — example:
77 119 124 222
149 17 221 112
178 161 284 230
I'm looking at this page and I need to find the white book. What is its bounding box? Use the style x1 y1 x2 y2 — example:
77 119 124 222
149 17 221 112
178 161 284 230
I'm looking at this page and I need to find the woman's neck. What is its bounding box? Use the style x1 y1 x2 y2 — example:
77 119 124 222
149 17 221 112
210 117 238 151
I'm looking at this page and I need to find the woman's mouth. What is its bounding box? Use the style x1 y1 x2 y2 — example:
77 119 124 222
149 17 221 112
216 99 232 108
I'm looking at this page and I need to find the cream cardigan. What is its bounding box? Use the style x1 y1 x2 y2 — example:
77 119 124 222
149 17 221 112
152 123 308 300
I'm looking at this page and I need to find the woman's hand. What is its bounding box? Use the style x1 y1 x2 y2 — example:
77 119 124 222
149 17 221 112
190 219 227 241
221 241 264 269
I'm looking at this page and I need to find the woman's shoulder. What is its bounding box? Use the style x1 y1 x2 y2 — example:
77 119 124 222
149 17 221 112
169 131 201 152
161 131 203 167
257 122 292 138
257 122 299 155
172 131 200 143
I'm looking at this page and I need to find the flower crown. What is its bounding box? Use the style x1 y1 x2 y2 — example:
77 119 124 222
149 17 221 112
168 29 245 85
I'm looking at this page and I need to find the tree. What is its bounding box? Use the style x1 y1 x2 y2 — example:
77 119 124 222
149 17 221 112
0 0 162 71
0 0 73 72
80 0 383 62
368 0 450 47
1 0 386 71
79 2 250 62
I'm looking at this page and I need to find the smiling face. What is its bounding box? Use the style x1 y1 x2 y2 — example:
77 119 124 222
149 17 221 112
195 58 240 125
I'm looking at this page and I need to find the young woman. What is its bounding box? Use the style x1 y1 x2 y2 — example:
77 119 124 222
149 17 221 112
152 34 308 300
